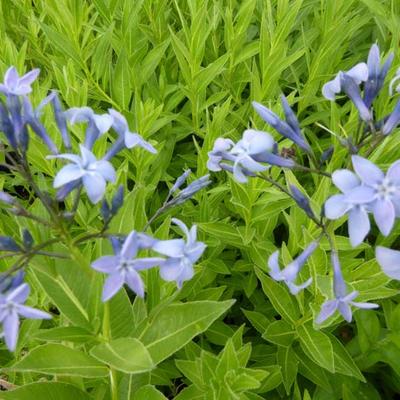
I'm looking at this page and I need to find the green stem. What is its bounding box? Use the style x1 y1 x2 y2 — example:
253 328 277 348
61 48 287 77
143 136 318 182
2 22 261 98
293 164 331 178
103 302 119 400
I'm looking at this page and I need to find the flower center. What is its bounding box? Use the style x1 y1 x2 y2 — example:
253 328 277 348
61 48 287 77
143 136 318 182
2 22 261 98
375 179 396 200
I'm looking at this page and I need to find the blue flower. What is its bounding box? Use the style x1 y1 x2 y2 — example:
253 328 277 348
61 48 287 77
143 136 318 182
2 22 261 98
91 231 164 301
267 241 318 294
364 44 394 108
344 156 400 236
252 96 311 152
152 219 206 288
207 130 293 183
322 63 371 121
324 168 370 247
316 252 378 323
0 67 40 96
0 283 51 351
48 145 116 203
65 107 113 149
108 109 156 153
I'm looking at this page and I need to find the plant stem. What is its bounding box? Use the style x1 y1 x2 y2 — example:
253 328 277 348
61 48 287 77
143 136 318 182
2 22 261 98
257 172 323 228
103 301 119 400
294 164 331 178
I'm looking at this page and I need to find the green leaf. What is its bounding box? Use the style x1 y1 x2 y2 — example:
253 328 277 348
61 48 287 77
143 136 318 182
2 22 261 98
90 338 154 374
5 344 108 377
109 288 136 338
0 382 91 400
277 346 298 394
326 333 365 381
32 268 92 330
255 269 300 323
134 385 168 399
296 323 334 373
138 300 234 364
112 48 131 109
35 327 93 343
262 320 295 347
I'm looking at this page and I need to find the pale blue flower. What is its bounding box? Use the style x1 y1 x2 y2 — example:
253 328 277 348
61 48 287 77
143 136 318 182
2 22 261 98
207 130 293 183
364 44 393 108
322 63 371 121
152 219 206 288
92 231 164 301
108 109 156 153
268 241 318 294
65 107 113 149
316 252 378 323
345 156 400 236
0 283 51 351
0 67 40 96
48 145 116 203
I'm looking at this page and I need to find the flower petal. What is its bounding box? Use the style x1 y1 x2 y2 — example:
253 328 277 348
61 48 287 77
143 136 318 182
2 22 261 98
82 174 106 204
53 164 84 188
93 160 116 182
268 251 284 281
17 305 51 320
121 231 139 259
286 278 312 295
3 312 19 351
322 74 341 100
186 243 206 264
152 239 185 257
348 206 370 247
91 255 120 273
79 145 97 166
315 300 338 324
131 257 165 270
94 114 113 134
159 258 184 281
7 283 30 304
18 69 40 86
243 129 275 154
344 186 376 204
351 155 384 185
324 194 349 219
332 169 360 193
387 160 400 185
338 301 353 322
4 67 18 89
376 246 400 280
346 62 369 84
102 273 124 301
125 269 145 297
373 198 395 236
350 301 379 309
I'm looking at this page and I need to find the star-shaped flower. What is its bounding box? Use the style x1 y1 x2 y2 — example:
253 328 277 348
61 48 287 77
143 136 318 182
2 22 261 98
0 67 40 96
0 283 51 351
268 241 318 294
49 145 116 203
152 219 206 288
92 231 164 301
316 252 378 324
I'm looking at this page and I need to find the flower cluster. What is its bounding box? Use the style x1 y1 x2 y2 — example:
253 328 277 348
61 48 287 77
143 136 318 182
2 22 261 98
0 66 209 351
206 43 400 325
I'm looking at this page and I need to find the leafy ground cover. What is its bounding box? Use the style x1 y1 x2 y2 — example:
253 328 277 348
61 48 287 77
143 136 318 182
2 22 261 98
1 0 400 399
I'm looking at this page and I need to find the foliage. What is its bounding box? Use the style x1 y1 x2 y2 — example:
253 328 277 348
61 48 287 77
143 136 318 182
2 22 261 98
0 0 400 399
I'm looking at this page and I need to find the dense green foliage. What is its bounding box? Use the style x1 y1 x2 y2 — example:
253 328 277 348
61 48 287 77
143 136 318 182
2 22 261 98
1 0 400 398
